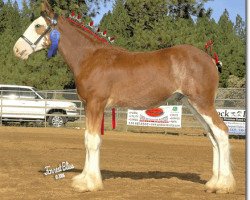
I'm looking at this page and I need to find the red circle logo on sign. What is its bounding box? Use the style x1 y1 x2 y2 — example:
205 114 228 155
145 108 164 117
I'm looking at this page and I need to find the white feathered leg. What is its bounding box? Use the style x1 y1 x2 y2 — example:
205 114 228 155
205 132 219 193
202 115 236 193
72 130 103 192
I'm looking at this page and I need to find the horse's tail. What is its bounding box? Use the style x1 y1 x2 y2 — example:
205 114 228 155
213 52 222 73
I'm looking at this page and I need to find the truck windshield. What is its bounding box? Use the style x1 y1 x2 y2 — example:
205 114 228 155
32 88 47 99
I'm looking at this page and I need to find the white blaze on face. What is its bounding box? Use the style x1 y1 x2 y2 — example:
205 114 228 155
13 16 48 60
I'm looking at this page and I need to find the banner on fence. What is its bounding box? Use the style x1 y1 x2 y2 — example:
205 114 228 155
217 109 246 135
127 106 182 128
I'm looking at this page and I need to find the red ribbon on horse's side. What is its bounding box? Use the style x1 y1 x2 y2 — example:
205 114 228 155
101 108 116 135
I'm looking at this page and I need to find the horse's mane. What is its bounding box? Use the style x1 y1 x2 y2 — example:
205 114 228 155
66 17 112 46
64 16 132 54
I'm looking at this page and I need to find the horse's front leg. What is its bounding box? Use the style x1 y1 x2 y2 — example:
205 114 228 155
72 99 106 192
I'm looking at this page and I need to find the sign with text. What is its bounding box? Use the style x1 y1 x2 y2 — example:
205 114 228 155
217 109 246 135
127 106 182 128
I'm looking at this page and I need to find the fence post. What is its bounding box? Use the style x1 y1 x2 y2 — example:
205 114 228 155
0 91 2 126
80 101 82 128
45 91 47 128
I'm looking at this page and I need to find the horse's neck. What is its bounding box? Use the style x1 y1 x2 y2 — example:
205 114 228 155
57 18 101 76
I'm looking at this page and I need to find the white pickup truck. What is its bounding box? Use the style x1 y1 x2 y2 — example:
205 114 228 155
0 85 79 127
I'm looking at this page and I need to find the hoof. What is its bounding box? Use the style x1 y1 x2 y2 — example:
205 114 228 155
72 173 103 192
205 188 216 193
205 176 217 193
215 188 235 194
215 175 236 194
215 184 236 194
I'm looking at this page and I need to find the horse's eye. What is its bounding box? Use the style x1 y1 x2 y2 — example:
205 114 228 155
35 24 41 28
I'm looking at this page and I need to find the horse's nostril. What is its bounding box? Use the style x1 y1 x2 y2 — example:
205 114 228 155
20 50 26 56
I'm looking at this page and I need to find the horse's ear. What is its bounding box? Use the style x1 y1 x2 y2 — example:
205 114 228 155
30 13 35 21
41 11 47 18
42 0 53 15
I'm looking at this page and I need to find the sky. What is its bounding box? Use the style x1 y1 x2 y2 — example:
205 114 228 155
204 0 246 23
8 0 246 25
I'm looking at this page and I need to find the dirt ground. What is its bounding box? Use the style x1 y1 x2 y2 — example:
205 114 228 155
0 127 245 200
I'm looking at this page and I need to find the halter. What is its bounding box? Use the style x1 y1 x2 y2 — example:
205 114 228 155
21 26 52 51
20 13 57 51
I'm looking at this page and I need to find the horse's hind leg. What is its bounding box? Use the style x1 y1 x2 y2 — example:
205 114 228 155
182 97 236 193
181 97 219 192
200 108 236 193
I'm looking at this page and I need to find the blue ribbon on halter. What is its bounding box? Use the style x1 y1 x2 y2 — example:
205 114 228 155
47 29 60 59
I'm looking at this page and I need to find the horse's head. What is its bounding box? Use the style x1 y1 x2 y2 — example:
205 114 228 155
13 1 57 60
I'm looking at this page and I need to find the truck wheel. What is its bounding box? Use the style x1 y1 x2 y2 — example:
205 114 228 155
48 112 66 127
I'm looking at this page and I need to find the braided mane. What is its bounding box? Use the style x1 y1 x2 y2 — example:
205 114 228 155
67 13 114 45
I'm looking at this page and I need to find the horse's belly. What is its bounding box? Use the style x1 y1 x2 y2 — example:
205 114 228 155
109 85 173 109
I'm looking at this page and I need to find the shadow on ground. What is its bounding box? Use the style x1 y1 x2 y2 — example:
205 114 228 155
39 168 206 184
101 169 207 184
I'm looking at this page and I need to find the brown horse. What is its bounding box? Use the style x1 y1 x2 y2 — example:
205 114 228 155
13 1 235 194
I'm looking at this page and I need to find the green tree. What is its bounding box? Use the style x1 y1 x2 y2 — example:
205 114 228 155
100 0 130 47
168 0 212 19
21 0 33 28
227 75 245 88
215 9 246 87
234 14 246 42
124 0 169 50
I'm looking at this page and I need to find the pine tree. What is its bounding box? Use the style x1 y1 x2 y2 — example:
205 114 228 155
234 14 246 42
100 0 130 47
0 0 5 33
168 0 212 20
216 9 246 87
21 0 33 28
